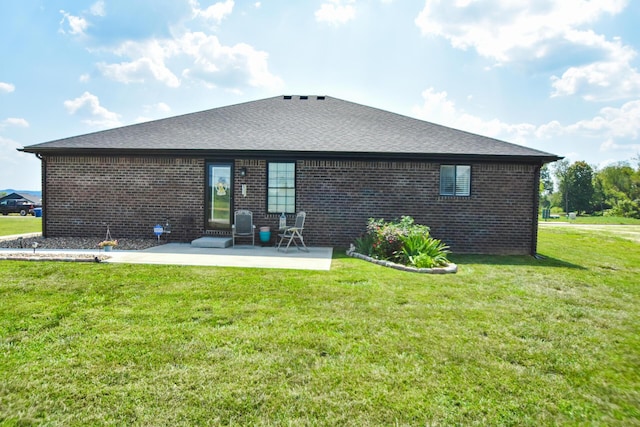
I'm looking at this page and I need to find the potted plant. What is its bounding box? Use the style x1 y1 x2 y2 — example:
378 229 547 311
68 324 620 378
98 239 118 252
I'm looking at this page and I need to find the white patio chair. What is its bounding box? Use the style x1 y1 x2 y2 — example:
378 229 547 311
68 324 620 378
277 211 309 253
232 210 255 247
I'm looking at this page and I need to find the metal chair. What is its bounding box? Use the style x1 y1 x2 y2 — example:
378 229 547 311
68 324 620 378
232 210 255 247
277 211 309 253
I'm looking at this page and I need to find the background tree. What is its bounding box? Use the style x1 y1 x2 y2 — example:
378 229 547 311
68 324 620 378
549 158 640 218
595 161 640 218
539 164 554 209
552 159 570 213
565 161 594 214
592 171 606 214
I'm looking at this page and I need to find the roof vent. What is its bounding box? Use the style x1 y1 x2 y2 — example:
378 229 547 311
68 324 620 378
300 96 308 100
283 95 292 100
316 96 325 100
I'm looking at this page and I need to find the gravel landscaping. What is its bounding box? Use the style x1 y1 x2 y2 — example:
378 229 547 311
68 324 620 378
0 236 164 251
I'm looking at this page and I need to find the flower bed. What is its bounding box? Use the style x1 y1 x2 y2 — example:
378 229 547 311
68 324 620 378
346 245 457 274
350 216 457 273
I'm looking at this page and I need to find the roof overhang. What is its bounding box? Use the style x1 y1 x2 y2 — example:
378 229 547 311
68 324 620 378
19 147 562 165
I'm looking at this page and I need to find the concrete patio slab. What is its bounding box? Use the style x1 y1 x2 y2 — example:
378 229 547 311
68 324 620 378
0 244 333 270
106 244 333 270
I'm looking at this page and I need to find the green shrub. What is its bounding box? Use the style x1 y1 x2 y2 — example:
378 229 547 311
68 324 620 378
355 216 450 268
398 232 450 268
606 199 640 219
353 232 375 257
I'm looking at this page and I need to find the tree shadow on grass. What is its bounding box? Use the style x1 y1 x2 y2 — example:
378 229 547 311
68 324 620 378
449 253 586 270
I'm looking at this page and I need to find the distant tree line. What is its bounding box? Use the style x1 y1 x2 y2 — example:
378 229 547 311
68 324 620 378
540 156 640 218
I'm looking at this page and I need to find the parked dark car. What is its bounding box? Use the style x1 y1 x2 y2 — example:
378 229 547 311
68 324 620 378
0 199 37 216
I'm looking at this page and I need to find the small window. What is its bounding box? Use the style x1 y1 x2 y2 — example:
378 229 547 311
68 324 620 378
267 162 296 213
440 165 471 196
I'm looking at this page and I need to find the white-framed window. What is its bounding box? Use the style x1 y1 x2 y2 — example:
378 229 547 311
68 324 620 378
440 165 471 196
267 162 296 213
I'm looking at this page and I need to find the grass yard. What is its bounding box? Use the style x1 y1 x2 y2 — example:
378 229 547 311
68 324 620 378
1 227 638 426
0 216 42 236
539 214 640 225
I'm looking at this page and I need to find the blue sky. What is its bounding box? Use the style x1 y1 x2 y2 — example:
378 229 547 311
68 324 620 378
2 0 640 190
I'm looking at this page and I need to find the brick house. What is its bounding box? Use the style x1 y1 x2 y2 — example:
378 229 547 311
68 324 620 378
21 95 560 254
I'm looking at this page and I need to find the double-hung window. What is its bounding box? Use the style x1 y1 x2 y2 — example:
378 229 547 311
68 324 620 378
440 165 471 196
267 162 296 213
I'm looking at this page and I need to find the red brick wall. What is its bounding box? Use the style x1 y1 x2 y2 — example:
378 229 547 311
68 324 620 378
43 156 540 254
295 160 538 254
235 159 538 254
43 156 205 241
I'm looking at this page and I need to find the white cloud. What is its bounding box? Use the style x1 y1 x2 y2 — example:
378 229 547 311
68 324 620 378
535 100 640 141
550 32 640 101
134 103 172 124
315 0 356 26
58 2 104 37
97 32 282 91
152 102 171 113
415 0 627 62
600 138 640 154
1 118 29 128
0 82 15 93
567 100 640 139
90 0 106 17
537 99 640 159
79 73 90 83
179 32 283 89
412 87 640 160
63 92 122 128
190 0 234 24
412 87 536 145
97 39 181 87
415 0 637 102
59 10 89 35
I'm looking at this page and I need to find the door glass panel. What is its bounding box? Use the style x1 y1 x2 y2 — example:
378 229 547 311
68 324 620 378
207 164 232 230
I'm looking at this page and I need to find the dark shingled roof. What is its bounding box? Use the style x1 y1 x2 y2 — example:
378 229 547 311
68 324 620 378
21 95 560 163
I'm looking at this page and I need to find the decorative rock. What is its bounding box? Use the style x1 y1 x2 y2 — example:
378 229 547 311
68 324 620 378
0 254 110 262
346 247 457 274
0 237 161 251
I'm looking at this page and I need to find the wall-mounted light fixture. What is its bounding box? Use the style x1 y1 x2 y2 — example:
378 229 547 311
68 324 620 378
239 167 247 177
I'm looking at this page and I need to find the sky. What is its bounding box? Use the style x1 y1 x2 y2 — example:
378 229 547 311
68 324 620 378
1 0 640 191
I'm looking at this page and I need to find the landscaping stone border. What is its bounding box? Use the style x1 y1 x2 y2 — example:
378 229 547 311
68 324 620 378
0 253 109 263
346 246 457 274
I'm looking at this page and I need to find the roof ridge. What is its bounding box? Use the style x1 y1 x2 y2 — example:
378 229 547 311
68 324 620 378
20 95 561 163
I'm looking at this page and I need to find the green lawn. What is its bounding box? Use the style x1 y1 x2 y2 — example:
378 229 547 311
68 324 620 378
1 227 638 426
540 214 640 225
0 216 42 236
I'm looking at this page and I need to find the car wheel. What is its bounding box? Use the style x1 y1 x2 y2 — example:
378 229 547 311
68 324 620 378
20 209 27 216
